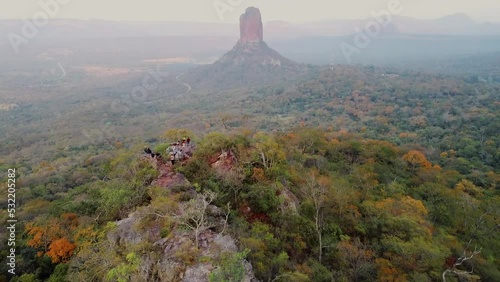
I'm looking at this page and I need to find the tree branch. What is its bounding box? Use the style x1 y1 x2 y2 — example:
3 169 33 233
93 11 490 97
442 240 481 282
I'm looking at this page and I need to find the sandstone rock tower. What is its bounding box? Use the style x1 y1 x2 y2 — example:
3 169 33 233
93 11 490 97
216 7 295 67
239 7 264 44
185 7 301 89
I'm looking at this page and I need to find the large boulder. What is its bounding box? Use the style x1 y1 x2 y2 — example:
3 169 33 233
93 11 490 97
107 216 142 245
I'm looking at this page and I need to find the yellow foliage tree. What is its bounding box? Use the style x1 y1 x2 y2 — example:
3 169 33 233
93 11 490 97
253 132 286 171
402 150 432 172
455 179 483 197
162 128 195 142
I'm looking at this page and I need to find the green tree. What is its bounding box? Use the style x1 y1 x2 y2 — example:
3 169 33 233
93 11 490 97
47 264 68 282
209 249 250 282
106 252 140 282
162 128 195 142
240 222 289 281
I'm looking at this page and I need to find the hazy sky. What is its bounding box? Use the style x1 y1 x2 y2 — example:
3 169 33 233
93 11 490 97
1 0 499 23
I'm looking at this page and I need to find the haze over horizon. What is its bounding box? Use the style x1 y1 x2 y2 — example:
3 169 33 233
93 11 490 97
1 0 500 23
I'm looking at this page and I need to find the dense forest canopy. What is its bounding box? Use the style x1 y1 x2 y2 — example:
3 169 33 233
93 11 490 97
1 126 499 281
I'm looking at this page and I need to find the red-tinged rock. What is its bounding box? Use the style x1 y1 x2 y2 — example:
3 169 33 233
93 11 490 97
239 7 263 44
184 7 304 90
210 150 236 171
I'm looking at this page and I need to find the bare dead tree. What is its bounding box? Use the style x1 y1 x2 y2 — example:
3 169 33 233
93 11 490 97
93 211 102 223
221 202 231 235
300 170 328 262
217 112 233 130
442 239 482 282
176 190 217 248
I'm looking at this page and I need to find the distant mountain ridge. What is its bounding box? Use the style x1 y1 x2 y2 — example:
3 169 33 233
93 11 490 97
0 12 499 46
1 10 498 73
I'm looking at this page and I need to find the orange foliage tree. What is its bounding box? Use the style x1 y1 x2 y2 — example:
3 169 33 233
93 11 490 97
402 150 432 172
46 238 77 263
25 213 81 263
26 219 64 255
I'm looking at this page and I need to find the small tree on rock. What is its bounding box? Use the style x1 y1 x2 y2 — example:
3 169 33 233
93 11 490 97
177 190 217 248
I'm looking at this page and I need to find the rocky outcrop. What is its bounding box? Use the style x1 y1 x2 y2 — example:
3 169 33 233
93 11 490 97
210 150 237 171
181 232 258 282
107 215 142 245
107 201 259 281
279 187 300 212
149 159 192 190
184 7 310 90
152 170 190 189
216 7 296 67
103 155 259 282
239 7 263 44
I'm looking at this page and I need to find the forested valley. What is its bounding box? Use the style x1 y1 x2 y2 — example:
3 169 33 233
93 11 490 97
0 16 499 282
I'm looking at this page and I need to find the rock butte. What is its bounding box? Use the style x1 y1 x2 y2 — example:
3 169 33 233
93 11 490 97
184 6 301 90
216 6 296 67
239 7 264 44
